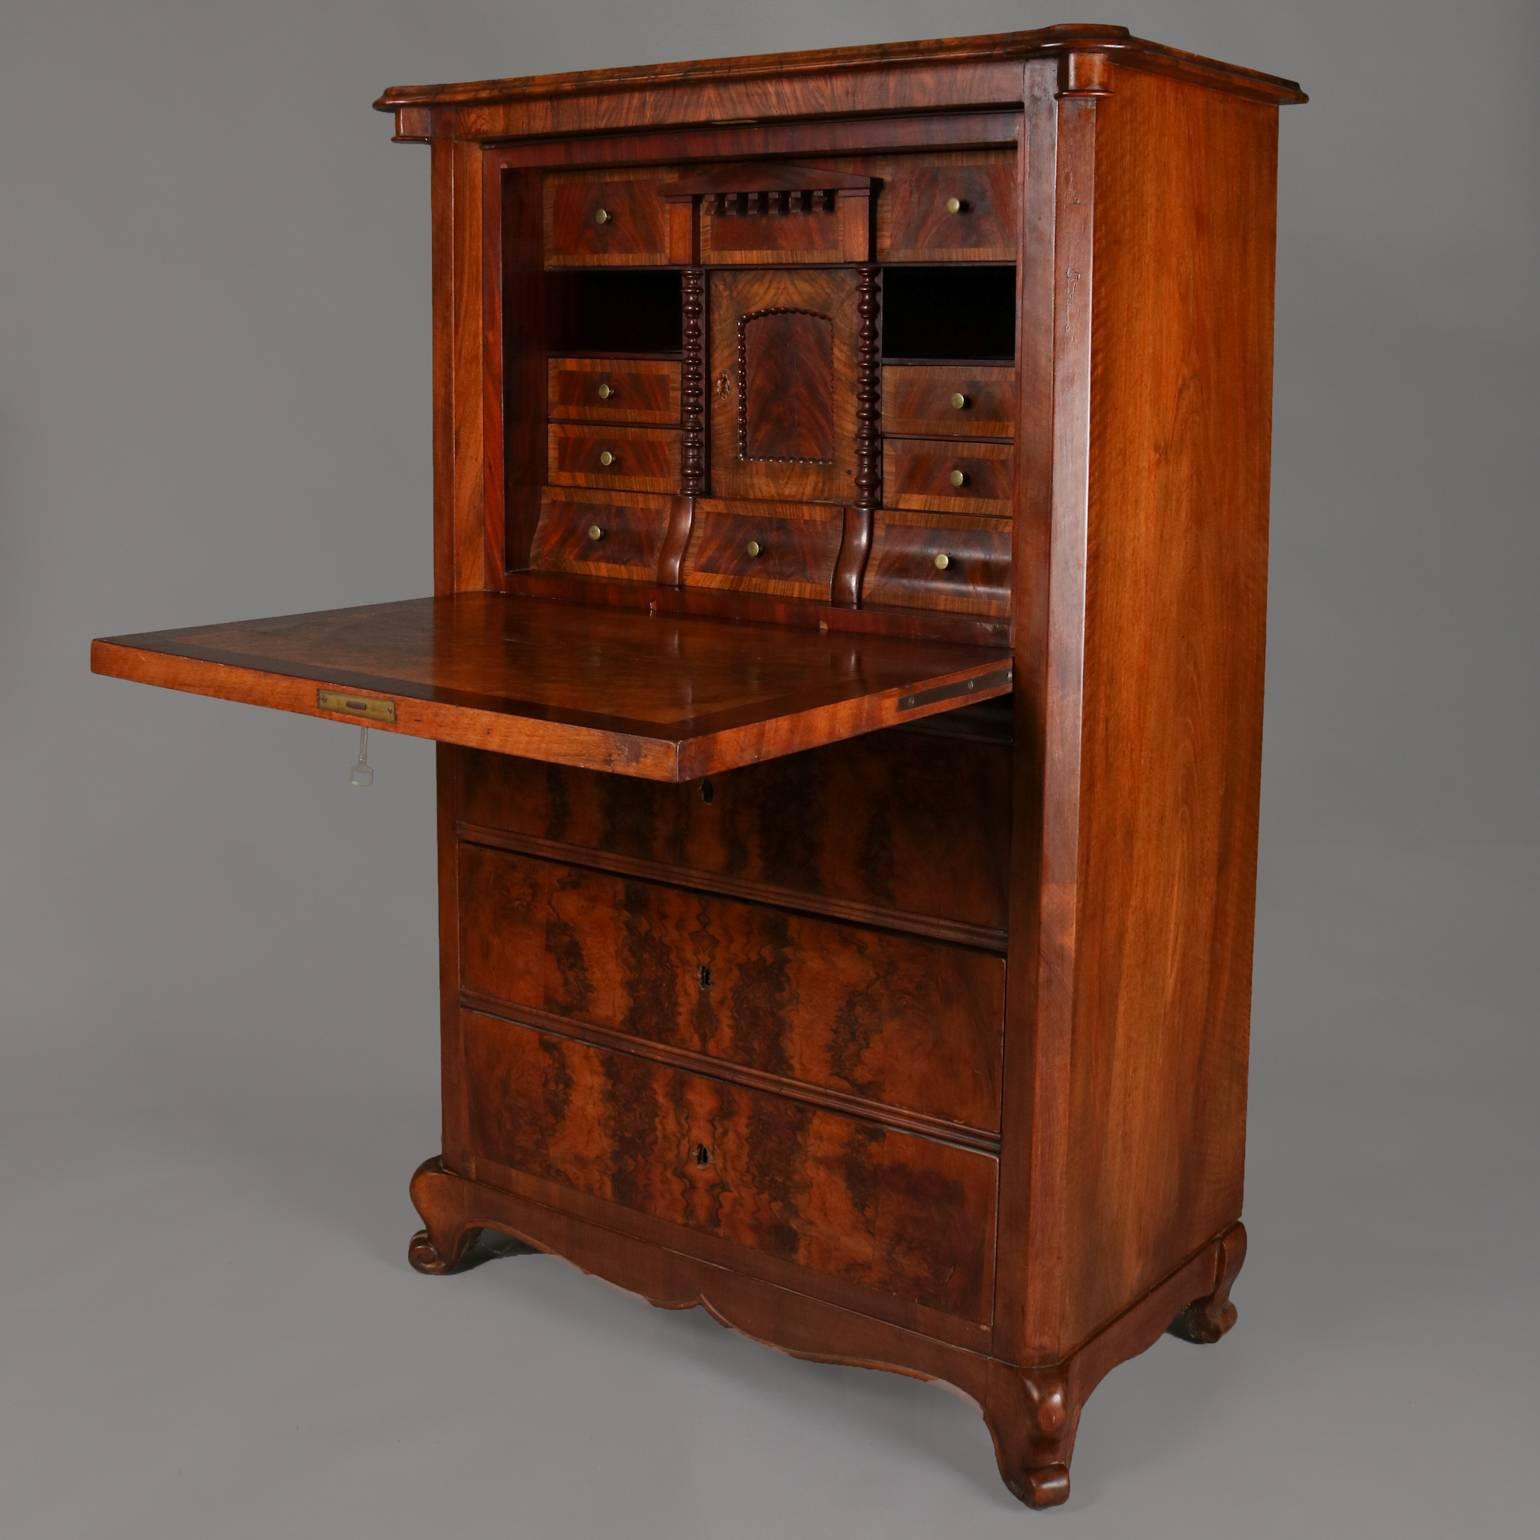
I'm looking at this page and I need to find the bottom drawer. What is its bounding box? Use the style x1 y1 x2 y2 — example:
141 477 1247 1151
461 1010 998 1323
863 510 1011 618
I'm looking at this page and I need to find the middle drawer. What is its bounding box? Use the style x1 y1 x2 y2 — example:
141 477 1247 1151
458 844 1005 1132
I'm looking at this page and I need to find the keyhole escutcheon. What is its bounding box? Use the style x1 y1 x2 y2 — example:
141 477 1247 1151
694 1143 712 1167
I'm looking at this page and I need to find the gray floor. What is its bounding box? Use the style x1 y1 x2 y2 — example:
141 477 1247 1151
4 832 1535 1538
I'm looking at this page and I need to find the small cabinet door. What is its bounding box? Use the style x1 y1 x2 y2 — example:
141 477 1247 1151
708 269 859 504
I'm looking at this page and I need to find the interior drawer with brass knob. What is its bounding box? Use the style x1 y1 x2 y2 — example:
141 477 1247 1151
543 170 673 267
529 489 672 580
875 149 1018 262
680 499 843 600
547 424 680 494
882 438 1014 517
881 364 1016 439
547 358 681 425
863 511 1012 619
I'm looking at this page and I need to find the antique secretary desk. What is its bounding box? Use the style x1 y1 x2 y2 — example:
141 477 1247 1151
91 25 1306 1508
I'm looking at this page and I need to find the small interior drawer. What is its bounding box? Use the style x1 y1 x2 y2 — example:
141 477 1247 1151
547 358 680 424
876 150 1018 262
529 489 672 580
882 438 1014 517
881 365 1016 439
543 170 672 267
681 499 842 600
864 511 1012 618
547 424 680 494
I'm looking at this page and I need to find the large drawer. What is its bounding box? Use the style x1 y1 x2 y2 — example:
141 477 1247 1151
452 729 1011 939
864 511 1012 619
458 845 1005 1131
460 1009 998 1323
547 357 681 425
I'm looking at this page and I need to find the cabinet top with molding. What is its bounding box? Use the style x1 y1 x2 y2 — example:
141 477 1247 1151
374 24 1305 143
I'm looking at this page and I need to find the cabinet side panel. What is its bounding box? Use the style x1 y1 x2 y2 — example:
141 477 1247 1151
1059 69 1278 1348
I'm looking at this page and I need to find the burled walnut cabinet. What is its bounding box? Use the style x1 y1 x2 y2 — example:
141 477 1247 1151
91 26 1306 1507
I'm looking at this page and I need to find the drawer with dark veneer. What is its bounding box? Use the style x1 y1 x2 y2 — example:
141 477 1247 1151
529 489 672 580
882 364 1016 439
883 438 1014 517
547 358 681 425
864 511 1012 619
680 499 843 601
547 424 681 494
458 844 1005 1131
461 1009 999 1324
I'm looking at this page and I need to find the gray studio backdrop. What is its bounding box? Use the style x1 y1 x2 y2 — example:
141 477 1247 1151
3 3 1537 1537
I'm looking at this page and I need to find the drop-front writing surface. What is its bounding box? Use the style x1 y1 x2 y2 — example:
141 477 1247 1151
91 24 1305 1509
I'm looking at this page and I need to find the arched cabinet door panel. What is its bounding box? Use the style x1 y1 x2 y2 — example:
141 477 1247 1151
708 268 859 504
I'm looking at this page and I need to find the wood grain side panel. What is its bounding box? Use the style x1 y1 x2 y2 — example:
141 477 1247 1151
498 166 545 573
1051 68 1279 1351
457 845 1005 1130
450 141 490 591
454 727 1011 937
460 1010 999 1322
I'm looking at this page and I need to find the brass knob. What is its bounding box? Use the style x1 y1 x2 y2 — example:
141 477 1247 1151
933 552 952 571
594 207 611 225
596 382 614 400
944 195 963 215
745 539 763 559
586 524 604 542
597 449 616 467
949 392 968 411
948 468 967 488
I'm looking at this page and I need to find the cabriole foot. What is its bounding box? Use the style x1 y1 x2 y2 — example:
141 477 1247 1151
1168 1222 1247 1344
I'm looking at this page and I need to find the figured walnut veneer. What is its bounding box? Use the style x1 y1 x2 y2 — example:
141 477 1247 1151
93 22 1304 1510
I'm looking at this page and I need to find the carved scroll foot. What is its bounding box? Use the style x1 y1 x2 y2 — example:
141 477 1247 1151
407 1225 532 1275
408 1155 535 1276
983 1366 1080 1510
1168 1222 1247 1344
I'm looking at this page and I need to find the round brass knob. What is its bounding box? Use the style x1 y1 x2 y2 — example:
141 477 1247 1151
933 552 952 571
596 382 614 400
944 196 963 215
948 468 967 488
745 539 763 559
949 392 968 411
586 524 604 542
594 207 611 225
597 449 616 467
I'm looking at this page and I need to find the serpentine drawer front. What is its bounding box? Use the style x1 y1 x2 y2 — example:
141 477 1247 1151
92 24 1305 1510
